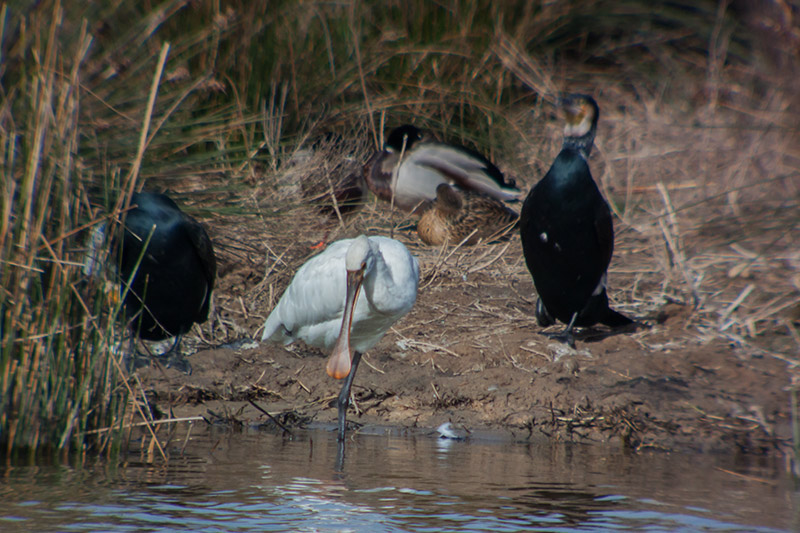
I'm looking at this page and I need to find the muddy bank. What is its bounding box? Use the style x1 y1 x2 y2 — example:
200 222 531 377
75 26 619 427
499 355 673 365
137 239 792 457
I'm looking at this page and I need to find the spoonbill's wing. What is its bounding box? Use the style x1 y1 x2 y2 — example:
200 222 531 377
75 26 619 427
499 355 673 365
261 239 352 347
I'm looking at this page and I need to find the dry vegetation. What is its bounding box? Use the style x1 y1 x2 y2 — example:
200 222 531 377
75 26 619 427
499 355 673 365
1 0 799 463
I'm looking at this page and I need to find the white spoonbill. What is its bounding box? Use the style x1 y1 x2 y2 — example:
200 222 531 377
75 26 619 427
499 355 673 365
261 235 420 440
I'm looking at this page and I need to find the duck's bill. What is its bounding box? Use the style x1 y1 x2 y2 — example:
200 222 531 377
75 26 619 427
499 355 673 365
326 268 364 379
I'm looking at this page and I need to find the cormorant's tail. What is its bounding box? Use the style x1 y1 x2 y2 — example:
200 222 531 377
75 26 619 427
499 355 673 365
599 307 634 328
584 289 634 329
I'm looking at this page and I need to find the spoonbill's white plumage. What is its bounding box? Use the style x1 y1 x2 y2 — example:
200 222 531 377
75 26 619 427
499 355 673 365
261 235 420 440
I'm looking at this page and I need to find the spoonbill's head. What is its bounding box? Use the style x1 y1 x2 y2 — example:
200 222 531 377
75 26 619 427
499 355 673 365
326 236 374 379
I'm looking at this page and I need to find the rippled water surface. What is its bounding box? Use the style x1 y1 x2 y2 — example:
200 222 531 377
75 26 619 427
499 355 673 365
0 425 796 532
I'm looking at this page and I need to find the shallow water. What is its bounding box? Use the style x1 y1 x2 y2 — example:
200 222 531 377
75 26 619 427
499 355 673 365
0 424 796 532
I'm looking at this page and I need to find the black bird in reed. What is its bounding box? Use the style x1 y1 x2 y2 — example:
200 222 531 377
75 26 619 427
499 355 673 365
417 183 519 246
118 192 216 373
519 94 632 346
364 124 520 213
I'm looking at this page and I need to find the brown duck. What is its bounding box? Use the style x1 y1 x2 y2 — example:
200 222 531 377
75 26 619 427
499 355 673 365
417 184 519 245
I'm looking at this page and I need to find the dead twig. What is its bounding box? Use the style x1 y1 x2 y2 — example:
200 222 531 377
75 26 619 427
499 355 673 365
248 399 294 435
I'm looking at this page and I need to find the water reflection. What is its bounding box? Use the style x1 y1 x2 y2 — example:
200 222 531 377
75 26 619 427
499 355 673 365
0 424 795 532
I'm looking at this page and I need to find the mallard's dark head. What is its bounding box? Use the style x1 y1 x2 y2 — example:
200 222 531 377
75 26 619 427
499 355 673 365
385 124 423 153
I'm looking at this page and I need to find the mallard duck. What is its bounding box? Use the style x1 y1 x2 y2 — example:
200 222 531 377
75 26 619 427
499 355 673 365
417 184 519 246
519 94 632 346
364 124 520 213
261 235 419 441
118 192 217 372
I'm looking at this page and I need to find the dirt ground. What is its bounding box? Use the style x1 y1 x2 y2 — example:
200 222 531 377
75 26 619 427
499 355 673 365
136 101 799 460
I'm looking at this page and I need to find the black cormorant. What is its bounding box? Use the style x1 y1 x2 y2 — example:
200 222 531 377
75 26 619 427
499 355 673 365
519 95 632 346
119 191 216 372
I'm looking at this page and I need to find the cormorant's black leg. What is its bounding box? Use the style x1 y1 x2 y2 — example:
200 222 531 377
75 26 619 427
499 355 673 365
542 312 578 348
159 334 193 374
535 298 555 327
123 334 151 372
336 351 362 441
